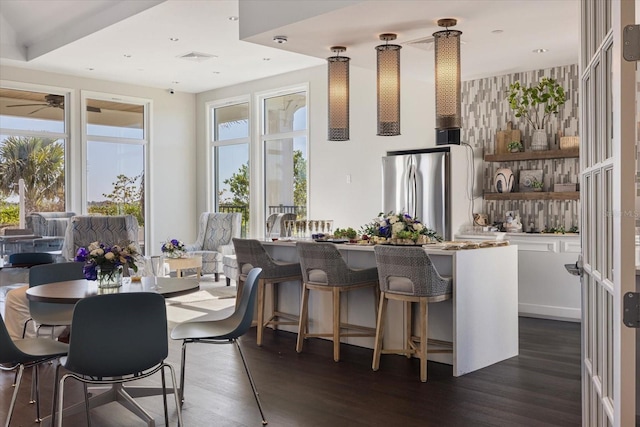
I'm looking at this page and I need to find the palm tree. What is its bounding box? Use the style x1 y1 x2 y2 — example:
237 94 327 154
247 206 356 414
0 136 65 213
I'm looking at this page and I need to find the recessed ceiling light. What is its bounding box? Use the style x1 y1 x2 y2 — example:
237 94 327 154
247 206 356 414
169 37 179 42
86 67 94 71
172 81 180 84
533 48 548 53
491 29 503 34
124 54 132 58
273 36 288 44
212 71 220 74
228 16 238 21
263 58 271 61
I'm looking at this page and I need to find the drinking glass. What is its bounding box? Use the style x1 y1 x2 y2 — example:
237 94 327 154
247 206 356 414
150 255 163 290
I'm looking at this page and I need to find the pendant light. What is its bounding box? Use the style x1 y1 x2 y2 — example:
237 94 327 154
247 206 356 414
376 33 401 136
433 19 462 145
327 46 350 141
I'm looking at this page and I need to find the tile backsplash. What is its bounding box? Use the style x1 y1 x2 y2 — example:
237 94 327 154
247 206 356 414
462 64 580 230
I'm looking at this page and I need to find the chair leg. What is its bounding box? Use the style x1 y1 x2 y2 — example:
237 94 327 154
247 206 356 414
372 294 387 371
214 272 220 282
226 277 231 286
405 301 412 358
296 284 310 353
161 367 169 427
83 383 91 427
234 339 267 425
179 341 188 404
332 287 341 362
256 280 266 346
57 375 67 427
164 363 184 427
33 364 41 422
5 364 24 427
419 299 428 382
51 364 61 427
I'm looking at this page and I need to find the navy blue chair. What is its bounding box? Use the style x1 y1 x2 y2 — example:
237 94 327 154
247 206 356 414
1 313 68 425
171 267 267 425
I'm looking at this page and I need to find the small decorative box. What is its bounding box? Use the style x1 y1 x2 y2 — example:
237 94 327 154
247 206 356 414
554 183 577 192
560 136 579 150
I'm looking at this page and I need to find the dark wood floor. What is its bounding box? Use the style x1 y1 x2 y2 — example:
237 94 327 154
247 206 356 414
2 317 581 427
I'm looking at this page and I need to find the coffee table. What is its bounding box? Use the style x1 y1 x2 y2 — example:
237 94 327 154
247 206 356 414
164 255 203 279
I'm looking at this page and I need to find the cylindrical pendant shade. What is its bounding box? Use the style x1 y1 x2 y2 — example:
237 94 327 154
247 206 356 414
327 53 350 141
376 42 401 136
433 29 462 129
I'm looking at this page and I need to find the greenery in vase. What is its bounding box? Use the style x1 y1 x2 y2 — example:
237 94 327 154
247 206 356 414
507 77 567 130
507 141 523 152
75 241 139 280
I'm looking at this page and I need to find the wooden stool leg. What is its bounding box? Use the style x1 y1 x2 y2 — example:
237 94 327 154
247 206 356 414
419 299 428 382
373 286 380 323
256 280 266 346
372 293 388 371
296 284 310 353
235 278 245 310
405 301 412 358
272 282 279 331
333 287 341 362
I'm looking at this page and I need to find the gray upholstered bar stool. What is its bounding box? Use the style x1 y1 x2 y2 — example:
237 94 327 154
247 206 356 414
373 245 453 382
232 238 302 346
296 241 379 362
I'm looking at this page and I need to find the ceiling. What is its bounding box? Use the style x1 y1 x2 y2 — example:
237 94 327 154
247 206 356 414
0 0 580 94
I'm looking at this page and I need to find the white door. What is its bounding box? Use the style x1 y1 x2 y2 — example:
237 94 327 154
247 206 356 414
580 1 636 426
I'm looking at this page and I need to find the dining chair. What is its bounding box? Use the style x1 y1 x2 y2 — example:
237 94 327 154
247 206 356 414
1 313 68 426
372 245 453 382
52 292 182 427
23 262 84 339
171 267 267 425
296 241 379 362
8 252 56 268
232 238 302 346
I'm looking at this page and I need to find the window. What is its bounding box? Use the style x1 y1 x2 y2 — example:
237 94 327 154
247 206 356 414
210 99 250 236
261 90 308 220
83 94 147 251
0 88 68 224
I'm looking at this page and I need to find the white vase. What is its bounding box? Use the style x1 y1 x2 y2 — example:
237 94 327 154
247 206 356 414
495 168 514 193
531 129 548 151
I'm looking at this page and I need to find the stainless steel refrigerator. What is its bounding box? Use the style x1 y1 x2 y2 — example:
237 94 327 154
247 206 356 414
382 145 471 241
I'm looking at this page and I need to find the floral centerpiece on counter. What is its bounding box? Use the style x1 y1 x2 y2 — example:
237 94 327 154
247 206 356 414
361 212 442 245
161 238 186 258
75 241 139 285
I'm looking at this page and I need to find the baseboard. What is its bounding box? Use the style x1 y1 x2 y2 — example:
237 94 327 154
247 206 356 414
519 303 581 322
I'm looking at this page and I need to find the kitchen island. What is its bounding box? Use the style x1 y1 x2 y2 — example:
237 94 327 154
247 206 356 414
261 241 519 376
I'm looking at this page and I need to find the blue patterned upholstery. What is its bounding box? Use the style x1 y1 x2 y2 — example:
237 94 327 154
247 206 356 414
184 212 241 278
60 215 141 261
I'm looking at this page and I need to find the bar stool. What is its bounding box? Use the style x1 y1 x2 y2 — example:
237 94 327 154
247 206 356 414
296 241 379 362
232 238 302 346
372 245 453 382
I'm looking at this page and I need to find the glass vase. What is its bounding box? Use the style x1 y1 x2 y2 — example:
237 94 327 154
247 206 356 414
96 264 123 288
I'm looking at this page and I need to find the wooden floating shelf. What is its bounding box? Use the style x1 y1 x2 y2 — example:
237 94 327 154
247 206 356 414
484 148 579 162
484 191 580 201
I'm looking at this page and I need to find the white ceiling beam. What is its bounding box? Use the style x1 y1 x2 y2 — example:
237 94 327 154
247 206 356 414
0 12 25 60
26 0 166 61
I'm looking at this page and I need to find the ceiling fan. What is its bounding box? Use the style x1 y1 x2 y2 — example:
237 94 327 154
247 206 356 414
6 94 101 114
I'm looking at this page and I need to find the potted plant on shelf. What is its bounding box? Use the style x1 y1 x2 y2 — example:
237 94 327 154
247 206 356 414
507 141 523 153
532 178 544 192
507 77 566 151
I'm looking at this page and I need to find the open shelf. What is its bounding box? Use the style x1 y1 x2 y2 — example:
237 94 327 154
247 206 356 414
484 191 580 201
484 148 579 162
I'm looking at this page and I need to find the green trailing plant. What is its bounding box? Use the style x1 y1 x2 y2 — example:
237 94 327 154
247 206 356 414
507 141 523 152
507 77 567 129
532 178 544 190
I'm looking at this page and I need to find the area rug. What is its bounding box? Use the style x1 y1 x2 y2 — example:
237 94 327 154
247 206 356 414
166 286 237 304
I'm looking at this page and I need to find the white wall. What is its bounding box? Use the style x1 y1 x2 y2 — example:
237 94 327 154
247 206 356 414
0 65 197 254
196 63 439 236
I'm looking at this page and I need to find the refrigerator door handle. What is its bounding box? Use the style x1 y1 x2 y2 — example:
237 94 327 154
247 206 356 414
408 163 417 218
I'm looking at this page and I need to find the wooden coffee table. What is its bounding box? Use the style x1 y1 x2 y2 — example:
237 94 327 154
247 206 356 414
164 255 203 279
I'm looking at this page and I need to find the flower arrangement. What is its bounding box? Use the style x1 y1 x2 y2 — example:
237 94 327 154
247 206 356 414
75 241 139 281
161 238 186 258
361 212 442 244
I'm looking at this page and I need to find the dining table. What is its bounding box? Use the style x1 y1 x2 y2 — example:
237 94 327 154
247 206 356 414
26 276 200 427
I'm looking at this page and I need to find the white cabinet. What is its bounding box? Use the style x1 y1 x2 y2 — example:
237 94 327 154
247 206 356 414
457 233 582 322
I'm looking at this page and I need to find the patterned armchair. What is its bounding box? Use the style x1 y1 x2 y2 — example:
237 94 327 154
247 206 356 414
26 212 76 237
60 215 141 261
184 212 241 281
